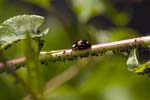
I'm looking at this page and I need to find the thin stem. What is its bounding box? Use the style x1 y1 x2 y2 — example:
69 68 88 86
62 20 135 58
0 36 150 71
0 57 40 100
23 64 80 99
44 65 79 95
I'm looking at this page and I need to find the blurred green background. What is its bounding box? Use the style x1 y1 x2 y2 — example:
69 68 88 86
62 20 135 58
0 0 150 100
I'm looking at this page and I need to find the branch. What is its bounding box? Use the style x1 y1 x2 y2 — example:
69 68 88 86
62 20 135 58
0 50 41 100
44 65 79 95
1 36 150 71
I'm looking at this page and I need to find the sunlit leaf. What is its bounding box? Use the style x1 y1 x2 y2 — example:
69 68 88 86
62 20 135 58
129 61 150 75
0 15 49 49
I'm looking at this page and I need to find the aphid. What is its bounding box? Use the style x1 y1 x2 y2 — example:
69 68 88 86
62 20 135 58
72 39 91 50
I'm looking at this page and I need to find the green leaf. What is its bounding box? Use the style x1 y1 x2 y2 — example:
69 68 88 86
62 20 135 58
127 48 140 71
0 15 49 49
127 48 150 75
133 61 150 74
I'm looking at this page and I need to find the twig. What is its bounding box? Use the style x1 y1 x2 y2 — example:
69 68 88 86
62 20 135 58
0 54 40 100
0 36 150 71
43 65 79 95
23 64 80 99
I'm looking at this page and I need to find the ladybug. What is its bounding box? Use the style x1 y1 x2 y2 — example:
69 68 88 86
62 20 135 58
72 39 91 50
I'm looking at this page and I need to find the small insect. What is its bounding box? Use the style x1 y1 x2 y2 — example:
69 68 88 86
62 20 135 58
72 39 91 50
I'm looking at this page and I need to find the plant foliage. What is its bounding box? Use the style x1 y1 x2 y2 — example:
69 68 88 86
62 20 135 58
0 15 49 49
